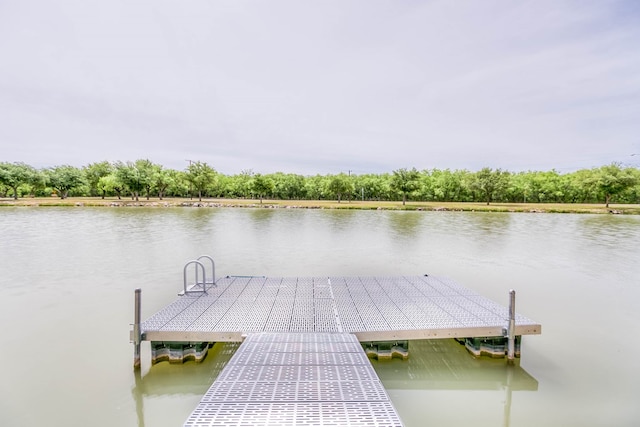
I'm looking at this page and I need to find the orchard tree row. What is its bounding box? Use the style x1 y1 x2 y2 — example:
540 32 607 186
1 160 639 207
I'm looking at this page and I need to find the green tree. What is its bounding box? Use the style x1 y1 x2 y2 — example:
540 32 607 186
115 161 143 201
269 172 307 200
566 169 597 203
507 172 531 203
428 169 469 202
390 168 420 205
252 174 274 204
304 175 327 200
538 170 565 202
214 174 232 198
472 167 510 205
186 161 217 201
25 169 47 197
84 161 113 198
354 173 389 201
112 160 157 201
0 162 34 199
289 173 308 199
46 165 86 199
625 168 640 204
228 170 254 198
98 173 125 199
591 163 638 207
325 173 354 203
154 167 177 200
135 159 156 200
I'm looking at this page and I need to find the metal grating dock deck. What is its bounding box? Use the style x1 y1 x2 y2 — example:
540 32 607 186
183 332 404 427
141 275 541 342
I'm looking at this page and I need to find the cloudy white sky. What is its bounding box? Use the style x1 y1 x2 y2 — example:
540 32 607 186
1 0 639 175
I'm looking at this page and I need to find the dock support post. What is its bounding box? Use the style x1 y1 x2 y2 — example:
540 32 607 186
507 289 516 364
134 288 142 370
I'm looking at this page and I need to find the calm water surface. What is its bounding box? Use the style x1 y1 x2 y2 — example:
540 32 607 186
1 207 639 426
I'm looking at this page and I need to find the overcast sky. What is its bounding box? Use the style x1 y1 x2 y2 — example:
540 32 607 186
1 0 639 175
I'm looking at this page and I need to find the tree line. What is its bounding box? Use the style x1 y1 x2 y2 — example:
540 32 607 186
1 160 639 207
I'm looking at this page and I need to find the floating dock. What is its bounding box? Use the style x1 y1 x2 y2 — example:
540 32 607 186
131 259 541 426
139 275 540 343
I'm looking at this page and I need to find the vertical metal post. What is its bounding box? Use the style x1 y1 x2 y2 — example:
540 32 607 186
134 288 142 369
507 289 516 363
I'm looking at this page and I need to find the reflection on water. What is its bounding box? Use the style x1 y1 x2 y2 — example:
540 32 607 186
133 343 238 395
576 215 640 250
132 342 239 427
372 340 537 427
181 207 221 232
470 212 512 236
248 207 277 223
321 208 358 231
387 211 423 238
372 340 537 391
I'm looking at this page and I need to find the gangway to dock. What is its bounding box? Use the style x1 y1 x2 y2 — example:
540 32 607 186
184 332 403 427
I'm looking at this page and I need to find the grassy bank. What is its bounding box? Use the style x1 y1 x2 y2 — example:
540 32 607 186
1 197 639 214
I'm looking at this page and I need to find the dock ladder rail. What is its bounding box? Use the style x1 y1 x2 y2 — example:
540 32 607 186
182 255 216 295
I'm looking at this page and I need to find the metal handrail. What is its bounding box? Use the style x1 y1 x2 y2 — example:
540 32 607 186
183 260 207 294
197 255 216 286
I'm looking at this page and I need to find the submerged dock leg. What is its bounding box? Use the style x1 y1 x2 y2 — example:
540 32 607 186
507 289 516 364
133 288 142 370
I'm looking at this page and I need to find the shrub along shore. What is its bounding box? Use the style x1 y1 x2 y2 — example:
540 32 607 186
1 197 639 215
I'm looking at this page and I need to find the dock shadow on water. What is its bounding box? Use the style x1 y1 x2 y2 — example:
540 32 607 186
369 339 538 427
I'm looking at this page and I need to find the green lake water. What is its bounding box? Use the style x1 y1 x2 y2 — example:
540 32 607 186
1 207 639 426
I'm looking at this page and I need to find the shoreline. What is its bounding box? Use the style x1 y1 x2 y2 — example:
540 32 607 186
1 197 639 215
